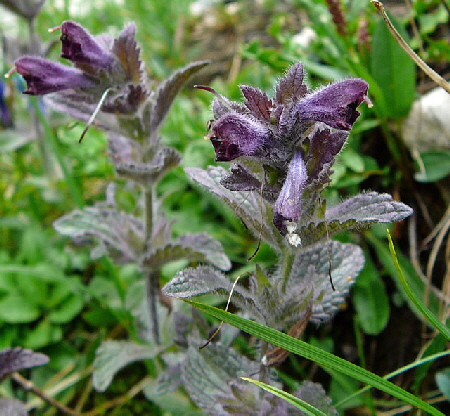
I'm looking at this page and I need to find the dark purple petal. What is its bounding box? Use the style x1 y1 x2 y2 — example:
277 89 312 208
273 150 307 234
14 56 97 95
306 128 348 187
208 112 271 162
60 21 115 69
297 79 370 130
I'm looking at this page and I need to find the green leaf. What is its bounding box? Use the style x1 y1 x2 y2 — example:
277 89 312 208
0 295 41 323
23 319 62 349
371 14 416 118
184 300 444 416
353 258 390 335
49 293 84 324
93 341 161 392
387 231 450 341
415 151 450 182
435 368 450 400
241 377 327 416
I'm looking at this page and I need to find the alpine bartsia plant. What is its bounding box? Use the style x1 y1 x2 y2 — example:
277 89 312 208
161 64 413 414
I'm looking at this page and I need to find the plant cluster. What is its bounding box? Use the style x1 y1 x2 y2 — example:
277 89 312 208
1 0 449 415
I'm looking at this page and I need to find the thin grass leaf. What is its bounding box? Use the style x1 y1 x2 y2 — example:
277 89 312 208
241 377 327 416
337 349 450 408
184 299 444 416
387 230 450 341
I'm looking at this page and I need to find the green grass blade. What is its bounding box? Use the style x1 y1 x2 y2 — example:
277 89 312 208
241 377 327 416
387 230 450 341
337 349 450 407
184 299 444 416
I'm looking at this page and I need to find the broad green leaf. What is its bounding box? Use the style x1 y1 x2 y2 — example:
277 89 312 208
371 14 416 118
184 300 444 416
49 293 84 324
23 319 62 349
0 295 40 323
242 377 327 416
415 151 450 182
353 258 389 335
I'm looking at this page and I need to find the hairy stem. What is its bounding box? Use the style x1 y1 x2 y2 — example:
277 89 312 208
143 185 160 344
281 249 295 293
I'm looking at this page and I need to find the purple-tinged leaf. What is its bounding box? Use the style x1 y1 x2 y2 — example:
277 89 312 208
54 207 144 263
182 344 259 415
240 85 272 122
113 146 181 184
1 0 46 19
185 166 283 250
275 62 307 105
0 347 49 380
220 164 262 192
283 241 364 324
145 60 209 134
93 341 160 392
142 233 231 271
292 381 338 416
162 266 263 319
111 22 143 83
326 192 413 225
0 398 27 416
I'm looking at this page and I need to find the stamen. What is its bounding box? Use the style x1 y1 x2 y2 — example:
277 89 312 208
48 25 62 33
4 67 16 79
194 85 233 110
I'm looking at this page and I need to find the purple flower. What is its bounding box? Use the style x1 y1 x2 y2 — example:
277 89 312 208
207 112 272 162
59 21 115 70
273 150 307 235
14 56 97 95
297 79 371 130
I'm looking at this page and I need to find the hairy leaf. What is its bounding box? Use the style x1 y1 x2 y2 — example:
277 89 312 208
142 233 231 271
93 341 160 392
285 241 364 324
114 146 181 184
111 22 143 83
275 63 307 105
54 207 144 263
0 398 27 416
182 344 259 415
326 192 413 225
240 85 272 122
294 381 338 416
162 266 263 319
186 166 283 250
0 347 49 380
145 60 209 134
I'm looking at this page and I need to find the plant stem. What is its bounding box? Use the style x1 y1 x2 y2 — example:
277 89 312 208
281 249 295 293
143 184 160 344
12 372 78 416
